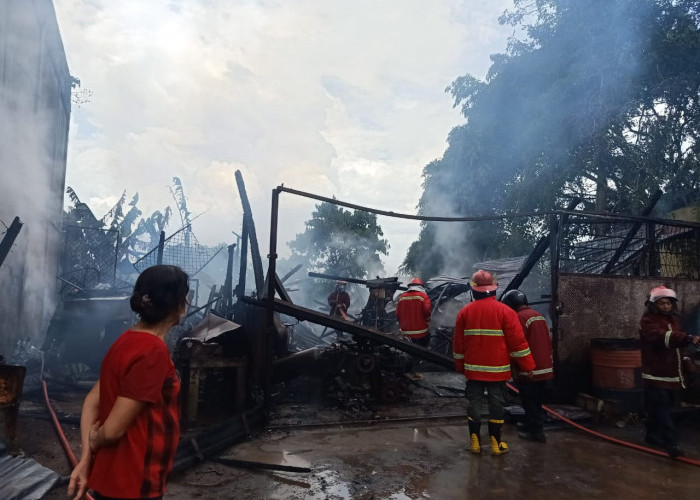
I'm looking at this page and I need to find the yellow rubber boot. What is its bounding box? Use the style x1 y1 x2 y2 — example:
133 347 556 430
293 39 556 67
488 420 508 456
490 435 508 455
469 433 481 454
467 418 481 454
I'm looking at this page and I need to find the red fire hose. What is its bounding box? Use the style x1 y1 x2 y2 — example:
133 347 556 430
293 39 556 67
42 380 96 500
506 382 700 467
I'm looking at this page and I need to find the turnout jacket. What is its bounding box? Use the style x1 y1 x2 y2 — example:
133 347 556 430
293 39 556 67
639 311 693 389
396 287 432 339
453 296 535 381
327 291 350 317
515 306 553 382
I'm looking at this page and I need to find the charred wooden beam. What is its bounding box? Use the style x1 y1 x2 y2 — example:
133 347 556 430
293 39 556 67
262 269 294 304
213 456 311 474
308 271 408 291
220 244 236 310
274 274 292 304
172 405 264 474
308 271 371 286
235 170 264 296
241 296 454 369
0 217 23 269
280 263 303 283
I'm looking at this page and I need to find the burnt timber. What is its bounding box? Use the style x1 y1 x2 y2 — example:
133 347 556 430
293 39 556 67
242 295 454 370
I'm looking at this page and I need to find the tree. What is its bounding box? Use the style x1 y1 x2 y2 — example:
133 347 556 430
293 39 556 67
403 0 700 276
289 202 389 280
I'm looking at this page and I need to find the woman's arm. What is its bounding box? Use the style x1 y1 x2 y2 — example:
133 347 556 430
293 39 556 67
68 380 100 500
641 315 692 349
89 396 147 450
80 381 100 459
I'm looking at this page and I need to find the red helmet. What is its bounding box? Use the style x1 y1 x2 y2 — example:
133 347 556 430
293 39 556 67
408 278 423 286
470 269 497 292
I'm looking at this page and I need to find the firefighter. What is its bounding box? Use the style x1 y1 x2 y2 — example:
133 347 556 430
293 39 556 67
396 277 432 381
453 270 535 455
396 278 432 348
502 289 553 443
327 281 350 318
640 285 700 458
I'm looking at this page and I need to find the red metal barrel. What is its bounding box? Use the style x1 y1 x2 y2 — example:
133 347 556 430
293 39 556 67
590 338 642 412
591 338 641 389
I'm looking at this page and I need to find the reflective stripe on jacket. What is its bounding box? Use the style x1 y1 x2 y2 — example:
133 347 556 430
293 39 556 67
453 296 535 381
396 288 431 338
639 312 691 389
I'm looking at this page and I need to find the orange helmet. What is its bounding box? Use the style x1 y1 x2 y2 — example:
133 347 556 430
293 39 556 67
470 269 497 292
409 278 423 287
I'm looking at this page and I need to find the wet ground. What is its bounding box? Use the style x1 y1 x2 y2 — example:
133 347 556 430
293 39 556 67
168 422 698 500
11 372 700 499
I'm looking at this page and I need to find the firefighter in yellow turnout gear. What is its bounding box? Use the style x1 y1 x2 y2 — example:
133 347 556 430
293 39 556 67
453 271 535 455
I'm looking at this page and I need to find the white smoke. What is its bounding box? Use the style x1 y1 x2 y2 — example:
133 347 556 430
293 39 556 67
0 1 71 356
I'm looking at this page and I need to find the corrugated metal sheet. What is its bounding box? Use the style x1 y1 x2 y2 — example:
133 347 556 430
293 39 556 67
0 444 61 500
473 255 528 295
562 223 698 276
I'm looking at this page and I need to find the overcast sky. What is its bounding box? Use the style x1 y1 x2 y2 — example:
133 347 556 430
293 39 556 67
54 0 514 274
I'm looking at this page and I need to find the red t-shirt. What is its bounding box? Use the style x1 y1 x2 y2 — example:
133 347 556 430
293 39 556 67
89 330 181 499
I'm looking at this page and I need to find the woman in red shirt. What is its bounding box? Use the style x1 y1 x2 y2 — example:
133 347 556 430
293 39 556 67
68 265 189 500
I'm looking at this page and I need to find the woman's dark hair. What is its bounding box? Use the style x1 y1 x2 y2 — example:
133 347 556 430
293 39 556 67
130 265 189 324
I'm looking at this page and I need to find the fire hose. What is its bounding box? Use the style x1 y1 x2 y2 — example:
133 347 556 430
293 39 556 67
506 381 700 467
42 379 96 500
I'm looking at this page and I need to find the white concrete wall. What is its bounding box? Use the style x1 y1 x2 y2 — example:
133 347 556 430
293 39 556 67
0 0 71 357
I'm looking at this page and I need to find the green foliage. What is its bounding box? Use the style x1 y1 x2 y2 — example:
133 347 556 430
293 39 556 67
289 202 389 279
404 0 700 276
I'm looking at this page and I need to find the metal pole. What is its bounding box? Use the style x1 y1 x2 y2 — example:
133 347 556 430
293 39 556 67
0 217 23 269
549 213 562 399
113 233 120 283
232 231 242 281
646 222 658 276
222 243 235 309
264 188 281 422
156 231 165 265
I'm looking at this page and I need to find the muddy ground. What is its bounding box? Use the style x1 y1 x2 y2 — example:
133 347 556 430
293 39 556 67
8 372 700 499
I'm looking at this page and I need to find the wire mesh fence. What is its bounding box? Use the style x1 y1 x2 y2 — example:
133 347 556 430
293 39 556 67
60 225 119 290
559 215 700 279
133 225 223 278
